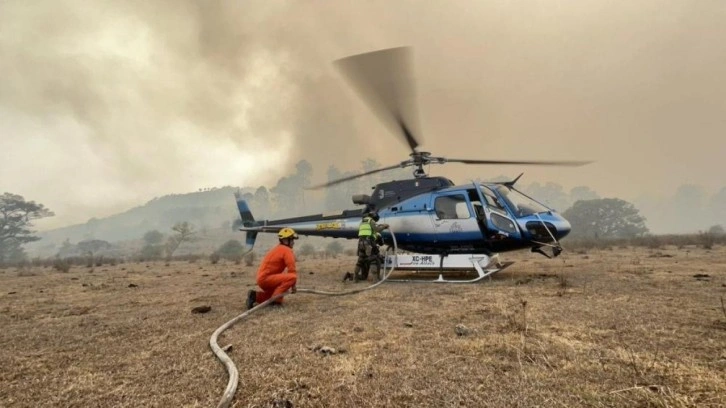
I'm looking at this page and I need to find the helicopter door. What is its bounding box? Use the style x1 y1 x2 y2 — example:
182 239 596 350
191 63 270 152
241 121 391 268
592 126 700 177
430 193 482 243
472 184 521 239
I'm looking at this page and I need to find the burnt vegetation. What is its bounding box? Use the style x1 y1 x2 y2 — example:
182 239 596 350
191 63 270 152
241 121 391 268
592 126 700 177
1 245 725 407
1 188 725 408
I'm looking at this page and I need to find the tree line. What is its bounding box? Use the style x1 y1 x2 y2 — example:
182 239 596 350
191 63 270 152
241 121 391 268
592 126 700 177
3 157 725 264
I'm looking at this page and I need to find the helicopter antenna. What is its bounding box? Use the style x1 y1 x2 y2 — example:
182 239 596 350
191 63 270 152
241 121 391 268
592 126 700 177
502 173 524 188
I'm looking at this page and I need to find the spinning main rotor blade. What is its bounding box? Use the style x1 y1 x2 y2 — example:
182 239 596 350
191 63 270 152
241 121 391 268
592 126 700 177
307 163 404 190
309 158 592 190
335 47 420 154
311 47 594 192
445 159 592 166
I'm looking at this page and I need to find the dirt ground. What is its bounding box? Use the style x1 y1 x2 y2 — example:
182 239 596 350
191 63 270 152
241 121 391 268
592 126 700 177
1 245 725 408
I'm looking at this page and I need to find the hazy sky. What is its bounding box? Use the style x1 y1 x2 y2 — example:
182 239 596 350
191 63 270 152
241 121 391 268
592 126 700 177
2 0 725 230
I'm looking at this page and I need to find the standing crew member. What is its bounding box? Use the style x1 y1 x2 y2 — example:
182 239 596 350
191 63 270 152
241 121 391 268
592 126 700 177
368 231 385 281
354 211 388 282
246 228 299 309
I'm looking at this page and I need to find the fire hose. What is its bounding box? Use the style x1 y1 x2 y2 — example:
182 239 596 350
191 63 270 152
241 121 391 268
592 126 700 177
209 228 399 408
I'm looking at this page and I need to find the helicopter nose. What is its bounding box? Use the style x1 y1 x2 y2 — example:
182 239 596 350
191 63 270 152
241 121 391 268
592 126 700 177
523 213 571 241
557 216 572 239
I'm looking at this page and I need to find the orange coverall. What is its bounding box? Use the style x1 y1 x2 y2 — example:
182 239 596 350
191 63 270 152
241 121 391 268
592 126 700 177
255 244 297 304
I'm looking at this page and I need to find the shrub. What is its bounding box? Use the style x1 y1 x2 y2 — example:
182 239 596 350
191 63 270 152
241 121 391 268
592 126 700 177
53 258 71 273
638 235 663 249
325 241 344 258
216 240 244 261
700 232 715 250
244 252 255 266
298 243 316 257
708 224 725 236
140 244 164 260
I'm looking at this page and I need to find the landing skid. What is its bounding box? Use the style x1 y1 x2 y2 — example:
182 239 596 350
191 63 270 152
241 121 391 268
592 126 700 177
382 253 514 283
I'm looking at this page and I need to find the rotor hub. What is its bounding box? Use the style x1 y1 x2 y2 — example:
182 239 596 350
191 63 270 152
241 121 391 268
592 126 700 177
410 151 432 178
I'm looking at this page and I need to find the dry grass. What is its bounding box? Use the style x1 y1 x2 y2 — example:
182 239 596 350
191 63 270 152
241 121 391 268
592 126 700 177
1 246 725 407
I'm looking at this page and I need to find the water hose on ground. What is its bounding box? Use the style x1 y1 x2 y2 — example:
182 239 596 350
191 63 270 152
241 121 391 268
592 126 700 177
209 228 399 408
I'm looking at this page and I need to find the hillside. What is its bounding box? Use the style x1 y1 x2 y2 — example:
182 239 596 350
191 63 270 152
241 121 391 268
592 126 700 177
27 187 255 256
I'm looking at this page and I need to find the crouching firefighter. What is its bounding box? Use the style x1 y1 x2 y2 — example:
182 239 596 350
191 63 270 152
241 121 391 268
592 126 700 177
246 228 299 309
354 212 388 282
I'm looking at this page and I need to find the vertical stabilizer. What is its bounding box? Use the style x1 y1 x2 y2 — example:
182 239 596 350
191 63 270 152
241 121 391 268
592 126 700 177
234 193 258 251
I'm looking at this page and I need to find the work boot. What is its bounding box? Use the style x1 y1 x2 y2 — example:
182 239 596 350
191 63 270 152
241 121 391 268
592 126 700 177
246 290 256 310
371 263 381 281
342 272 353 282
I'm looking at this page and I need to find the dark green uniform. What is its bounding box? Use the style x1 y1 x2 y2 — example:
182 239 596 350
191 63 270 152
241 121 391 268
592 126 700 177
355 214 385 281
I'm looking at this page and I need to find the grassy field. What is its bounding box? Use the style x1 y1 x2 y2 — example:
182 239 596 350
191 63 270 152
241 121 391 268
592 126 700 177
1 245 725 407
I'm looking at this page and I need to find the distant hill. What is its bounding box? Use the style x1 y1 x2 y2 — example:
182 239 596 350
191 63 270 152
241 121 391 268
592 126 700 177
28 187 254 255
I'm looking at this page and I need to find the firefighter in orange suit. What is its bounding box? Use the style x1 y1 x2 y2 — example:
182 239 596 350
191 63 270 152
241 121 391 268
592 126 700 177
246 228 298 309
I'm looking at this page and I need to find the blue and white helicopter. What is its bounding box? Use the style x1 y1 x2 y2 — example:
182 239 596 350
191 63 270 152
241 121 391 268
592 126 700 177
235 47 590 282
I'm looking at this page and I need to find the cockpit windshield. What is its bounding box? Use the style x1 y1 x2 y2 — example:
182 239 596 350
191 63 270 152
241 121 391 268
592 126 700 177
493 185 550 217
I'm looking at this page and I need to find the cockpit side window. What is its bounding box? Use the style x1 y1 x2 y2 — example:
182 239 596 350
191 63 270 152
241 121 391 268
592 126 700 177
477 186 507 214
434 194 470 219
494 185 550 216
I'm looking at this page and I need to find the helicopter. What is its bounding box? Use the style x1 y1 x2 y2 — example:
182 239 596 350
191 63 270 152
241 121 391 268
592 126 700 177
235 47 590 282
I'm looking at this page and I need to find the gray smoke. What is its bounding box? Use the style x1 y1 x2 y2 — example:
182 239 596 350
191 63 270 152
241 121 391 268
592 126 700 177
1 0 725 229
